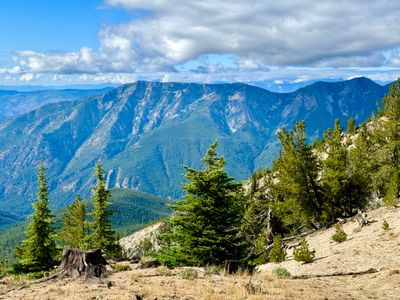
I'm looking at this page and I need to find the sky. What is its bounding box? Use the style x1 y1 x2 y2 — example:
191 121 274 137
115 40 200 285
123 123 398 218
0 0 400 87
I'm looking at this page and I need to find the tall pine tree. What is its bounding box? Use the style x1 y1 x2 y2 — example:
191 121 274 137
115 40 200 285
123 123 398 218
58 194 88 249
87 162 121 257
347 116 356 135
347 124 373 209
157 141 245 267
15 164 58 272
382 80 400 204
321 119 348 219
371 80 400 204
275 120 324 229
322 119 370 219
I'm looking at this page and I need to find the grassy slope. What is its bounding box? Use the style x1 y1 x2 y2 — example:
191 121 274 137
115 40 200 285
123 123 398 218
2 206 399 299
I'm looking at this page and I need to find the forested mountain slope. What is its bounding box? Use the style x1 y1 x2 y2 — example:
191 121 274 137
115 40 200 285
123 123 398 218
0 78 389 217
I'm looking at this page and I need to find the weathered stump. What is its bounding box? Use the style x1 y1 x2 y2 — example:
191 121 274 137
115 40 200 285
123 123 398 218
57 248 110 280
355 210 369 227
224 260 240 274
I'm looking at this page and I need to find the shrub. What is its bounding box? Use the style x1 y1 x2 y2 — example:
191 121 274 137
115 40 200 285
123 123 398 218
181 268 198 280
293 238 315 264
268 235 286 263
331 223 347 243
204 265 222 275
26 271 47 280
113 264 131 272
272 267 292 279
0 258 8 279
156 266 172 276
382 220 390 230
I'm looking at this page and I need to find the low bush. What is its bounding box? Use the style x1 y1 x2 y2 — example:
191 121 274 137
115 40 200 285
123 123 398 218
0 258 8 279
156 266 172 276
293 237 315 264
181 268 197 280
331 223 347 243
113 264 131 272
204 265 222 275
272 267 292 279
382 220 390 230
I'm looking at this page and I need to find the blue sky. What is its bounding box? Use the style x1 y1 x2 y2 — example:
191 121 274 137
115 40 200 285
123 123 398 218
1 0 400 87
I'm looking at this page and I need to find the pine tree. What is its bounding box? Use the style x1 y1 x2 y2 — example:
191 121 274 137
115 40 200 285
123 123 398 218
87 162 121 257
157 141 245 267
322 119 348 219
384 170 399 206
382 80 400 202
15 164 58 273
347 124 373 210
347 116 356 135
371 80 400 201
275 120 324 229
58 194 88 248
268 235 286 263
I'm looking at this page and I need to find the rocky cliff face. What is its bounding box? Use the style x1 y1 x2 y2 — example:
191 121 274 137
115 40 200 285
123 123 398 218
0 78 389 215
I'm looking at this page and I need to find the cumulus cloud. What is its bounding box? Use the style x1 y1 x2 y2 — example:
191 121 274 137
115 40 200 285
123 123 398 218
5 0 400 80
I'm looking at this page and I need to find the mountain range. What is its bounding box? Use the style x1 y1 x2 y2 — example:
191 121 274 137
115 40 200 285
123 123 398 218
0 77 391 219
0 88 111 120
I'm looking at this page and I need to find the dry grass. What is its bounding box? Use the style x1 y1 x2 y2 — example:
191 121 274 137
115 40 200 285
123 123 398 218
1 206 399 300
2 268 399 300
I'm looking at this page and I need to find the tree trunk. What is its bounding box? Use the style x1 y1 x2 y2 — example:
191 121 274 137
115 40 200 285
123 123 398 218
57 248 110 280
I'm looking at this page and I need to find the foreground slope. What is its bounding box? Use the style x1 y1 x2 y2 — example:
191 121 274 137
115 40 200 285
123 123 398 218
0 78 389 216
257 206 400 277
1 206 399 299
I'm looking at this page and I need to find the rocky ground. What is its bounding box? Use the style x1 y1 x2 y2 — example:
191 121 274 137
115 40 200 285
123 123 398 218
1 206 399 300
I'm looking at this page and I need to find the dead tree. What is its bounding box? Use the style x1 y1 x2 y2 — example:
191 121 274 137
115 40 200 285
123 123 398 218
57 248 111 280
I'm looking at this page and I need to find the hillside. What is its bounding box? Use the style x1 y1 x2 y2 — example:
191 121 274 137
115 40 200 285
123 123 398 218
1 206 399 299
0 188 171 261
0 78 390 219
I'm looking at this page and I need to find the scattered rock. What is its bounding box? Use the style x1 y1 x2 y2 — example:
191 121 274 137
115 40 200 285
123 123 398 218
120 223 163 260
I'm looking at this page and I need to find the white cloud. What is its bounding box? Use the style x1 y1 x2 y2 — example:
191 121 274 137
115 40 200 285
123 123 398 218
20 73 34 81
3 0 400 82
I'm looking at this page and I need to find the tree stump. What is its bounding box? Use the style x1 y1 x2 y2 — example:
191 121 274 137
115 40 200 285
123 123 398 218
355 210 369 227
57 248 110 280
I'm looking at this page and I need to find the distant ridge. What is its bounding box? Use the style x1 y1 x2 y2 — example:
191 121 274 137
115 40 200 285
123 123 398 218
0 77 391 217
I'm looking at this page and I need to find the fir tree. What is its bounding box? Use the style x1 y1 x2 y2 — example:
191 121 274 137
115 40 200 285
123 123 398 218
157 141 245 267
58 194 88 248
15 164 58 272
87 162 121 257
